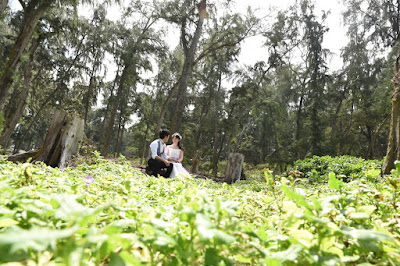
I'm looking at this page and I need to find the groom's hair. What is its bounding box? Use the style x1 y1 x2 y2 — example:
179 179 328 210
159 129 170 139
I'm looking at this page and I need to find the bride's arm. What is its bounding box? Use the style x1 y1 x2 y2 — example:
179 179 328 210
178 150 183 163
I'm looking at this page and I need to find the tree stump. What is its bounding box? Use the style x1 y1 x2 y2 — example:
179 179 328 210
224 153 244 184
8 110 84 168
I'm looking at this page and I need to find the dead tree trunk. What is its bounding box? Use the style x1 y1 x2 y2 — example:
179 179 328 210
8 110 84 168
224 153 244 184
58 114 85 168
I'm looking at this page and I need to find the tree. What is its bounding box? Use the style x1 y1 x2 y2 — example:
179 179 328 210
343 0 400 173
0 0 51 112
300 0 329 155
102 1 166 156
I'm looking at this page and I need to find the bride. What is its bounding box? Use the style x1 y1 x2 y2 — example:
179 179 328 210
166 132 190 178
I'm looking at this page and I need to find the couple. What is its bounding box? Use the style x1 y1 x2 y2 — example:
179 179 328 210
146 129 189 178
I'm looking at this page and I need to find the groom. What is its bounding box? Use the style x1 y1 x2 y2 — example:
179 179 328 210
146 129 173 178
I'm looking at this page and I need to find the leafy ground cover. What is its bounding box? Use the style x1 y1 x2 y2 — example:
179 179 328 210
287 155 383 183
0 153 400 265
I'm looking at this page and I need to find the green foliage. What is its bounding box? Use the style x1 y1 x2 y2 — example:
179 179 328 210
0 156 399 265
289 155 382 182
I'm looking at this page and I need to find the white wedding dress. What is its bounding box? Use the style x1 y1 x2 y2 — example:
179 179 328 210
168 148 190 178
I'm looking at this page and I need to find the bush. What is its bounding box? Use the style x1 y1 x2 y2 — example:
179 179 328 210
287 155 382 182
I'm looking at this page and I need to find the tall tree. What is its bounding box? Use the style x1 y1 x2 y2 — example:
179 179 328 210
0 36 40 147
300 0 329 155
102 1 166 156
166 0 208 134
343 0 400 173
0 0 51 112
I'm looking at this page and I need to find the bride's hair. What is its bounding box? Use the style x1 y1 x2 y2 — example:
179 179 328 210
177 141 185 152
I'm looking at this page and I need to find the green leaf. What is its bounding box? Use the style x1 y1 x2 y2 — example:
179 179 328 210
349 212 370 223
196 213 214 242
109 252 126 266
281 185 314 210
0 218 18 228
153 230 176 248
358 205 376 216
340 227 392 242
213 230 235 245
328 172 343 190
205 248 221 266
273 245 303 262
0 226 78 252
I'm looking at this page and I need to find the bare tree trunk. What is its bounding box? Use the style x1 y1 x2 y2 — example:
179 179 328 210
234 116 253 153
383 47 400 174
102 65 129 156
9 110 84 168
0 37 40 148
84 71 95 127
116 119 125 156
211 71 222 175
224 153 244 184
0 0 51 111
114 115 122 157
0 0 8 15
3 74 23 125
170 1 207 133
366 114 390 159
190 85 213 173
141 94 157 163
154 78 181 137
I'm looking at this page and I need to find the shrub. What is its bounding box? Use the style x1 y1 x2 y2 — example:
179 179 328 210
287 155 382 182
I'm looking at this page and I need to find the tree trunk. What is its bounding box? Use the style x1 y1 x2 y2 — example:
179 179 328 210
34 110 68 164
154 77 181 137
234 116 253 153
117 120 125 156
383 45 400 174
366 114 390 159
190 84 213 173
0 37 40 148
224 153 244 184
100 70 119 145
211 70 222 176
84 70 95 127
383 54 400 174
0 0 51 111
9 110 84 168
114 115 123 157
170 0 207 133
58 114 84 169
102 65 129 156
0 0 8 15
